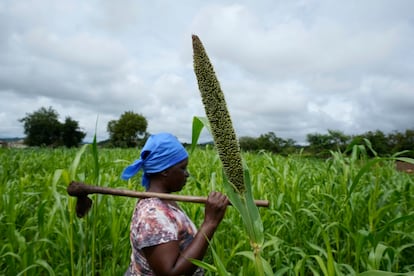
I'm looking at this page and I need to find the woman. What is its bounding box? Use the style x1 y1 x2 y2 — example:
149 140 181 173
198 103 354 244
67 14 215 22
122 132 229 275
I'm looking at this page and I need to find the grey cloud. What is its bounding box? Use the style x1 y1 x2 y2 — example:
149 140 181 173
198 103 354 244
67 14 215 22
1 0 413 145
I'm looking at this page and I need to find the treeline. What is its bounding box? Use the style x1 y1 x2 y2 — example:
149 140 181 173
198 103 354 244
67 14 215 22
17 106 413 157
239 129 414 158
18 106 148 148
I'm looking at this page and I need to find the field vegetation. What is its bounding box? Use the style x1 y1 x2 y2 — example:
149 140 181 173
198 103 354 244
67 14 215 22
1 143 413 275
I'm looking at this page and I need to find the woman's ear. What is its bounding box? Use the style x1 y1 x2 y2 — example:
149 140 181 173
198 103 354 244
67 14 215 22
160 170 169 177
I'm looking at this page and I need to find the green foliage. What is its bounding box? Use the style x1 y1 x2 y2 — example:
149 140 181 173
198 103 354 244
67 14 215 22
239 136 258 151
388 129 414 158
1 144 413 275
107 111 148 148
190 238 230 276
61 117 87 147
19 106 85 147
352 130 390 157
190 116 211 154
307 129 351 157
306 129 413 158
19 106 61 146
240 132 298 155
240 128 413 158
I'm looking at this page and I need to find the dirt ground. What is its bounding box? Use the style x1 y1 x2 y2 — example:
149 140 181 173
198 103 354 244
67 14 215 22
396 160 414 174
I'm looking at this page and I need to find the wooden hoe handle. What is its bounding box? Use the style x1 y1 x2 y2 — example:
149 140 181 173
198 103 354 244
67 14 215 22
67 181 269 209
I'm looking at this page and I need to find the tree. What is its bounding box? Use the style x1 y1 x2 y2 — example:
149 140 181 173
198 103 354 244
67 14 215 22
306 132 333 156
354 130 390 156
282 138 298 155
239 136 259 151
257 132 285 153
306 129 350 156
239 132 297 155
327 129 351 152
388 129 414 157
19 106 86 147
61 117 86 147
19 106 62 146
107 111 148 147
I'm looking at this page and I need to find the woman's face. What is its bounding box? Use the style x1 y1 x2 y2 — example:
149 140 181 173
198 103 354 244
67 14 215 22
165 158 189 192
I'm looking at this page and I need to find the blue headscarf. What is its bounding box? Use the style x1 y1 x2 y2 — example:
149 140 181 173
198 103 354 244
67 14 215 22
121 132 188 190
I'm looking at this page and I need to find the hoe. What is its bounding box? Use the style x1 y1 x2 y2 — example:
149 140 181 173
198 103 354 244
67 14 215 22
67 181 269 218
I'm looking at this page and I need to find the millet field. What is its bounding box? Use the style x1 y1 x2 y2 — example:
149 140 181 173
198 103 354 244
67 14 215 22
1 144 413 275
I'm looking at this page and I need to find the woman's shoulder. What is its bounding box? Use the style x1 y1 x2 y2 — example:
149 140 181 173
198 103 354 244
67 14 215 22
138 197 179 209
135 198 175 214
135 197 163 211
137 197 162 206
132 198 180 227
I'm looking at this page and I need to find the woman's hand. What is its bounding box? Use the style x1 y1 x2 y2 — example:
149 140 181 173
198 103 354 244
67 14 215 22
203 191 229 230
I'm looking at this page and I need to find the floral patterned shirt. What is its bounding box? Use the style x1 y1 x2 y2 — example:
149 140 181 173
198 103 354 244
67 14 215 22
125 198 204 275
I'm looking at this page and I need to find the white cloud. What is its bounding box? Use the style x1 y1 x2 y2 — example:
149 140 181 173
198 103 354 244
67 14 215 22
25 29 128 69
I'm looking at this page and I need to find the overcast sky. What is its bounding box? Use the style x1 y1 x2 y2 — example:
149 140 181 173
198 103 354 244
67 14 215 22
1 0 413 144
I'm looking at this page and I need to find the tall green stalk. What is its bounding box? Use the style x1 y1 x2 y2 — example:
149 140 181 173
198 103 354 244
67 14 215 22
67 144 89 276
90 133 100 276
192 35 270 275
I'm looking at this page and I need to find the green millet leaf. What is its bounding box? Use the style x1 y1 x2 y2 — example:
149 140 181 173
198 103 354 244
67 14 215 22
192 34 245 194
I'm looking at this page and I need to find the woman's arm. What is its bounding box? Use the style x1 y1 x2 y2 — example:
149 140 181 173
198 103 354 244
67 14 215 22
142 192 228 275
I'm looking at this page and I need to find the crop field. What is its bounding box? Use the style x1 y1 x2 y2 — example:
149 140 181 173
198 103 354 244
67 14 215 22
1 145 413 275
